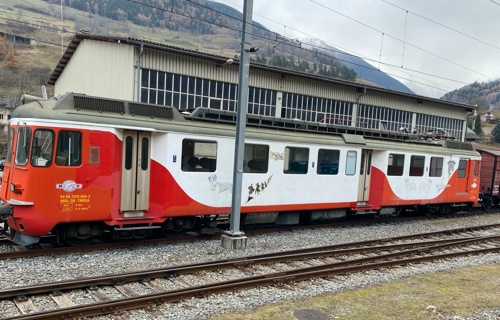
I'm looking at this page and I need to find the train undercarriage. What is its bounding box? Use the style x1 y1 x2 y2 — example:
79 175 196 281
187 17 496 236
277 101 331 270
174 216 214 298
1 202 477 247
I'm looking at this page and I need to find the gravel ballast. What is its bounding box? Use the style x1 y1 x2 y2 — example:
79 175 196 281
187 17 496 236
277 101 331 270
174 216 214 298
1 214 500 319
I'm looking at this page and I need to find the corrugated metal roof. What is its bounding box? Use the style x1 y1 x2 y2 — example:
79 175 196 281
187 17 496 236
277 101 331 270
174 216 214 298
48 33 477 112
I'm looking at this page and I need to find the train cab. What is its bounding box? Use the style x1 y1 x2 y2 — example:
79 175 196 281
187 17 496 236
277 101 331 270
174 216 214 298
0 120 122 246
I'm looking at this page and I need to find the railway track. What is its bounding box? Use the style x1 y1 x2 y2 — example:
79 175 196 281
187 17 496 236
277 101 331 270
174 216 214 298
1 209 498 261
1 223 500 319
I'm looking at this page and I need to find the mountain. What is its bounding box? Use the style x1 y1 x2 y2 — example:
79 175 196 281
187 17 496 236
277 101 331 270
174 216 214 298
301 38 413 93
2 0 412 98
441 80 500 111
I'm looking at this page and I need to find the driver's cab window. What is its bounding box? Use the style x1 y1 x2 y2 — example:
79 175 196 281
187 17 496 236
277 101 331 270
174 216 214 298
6 127 14 163
15 127 32 166
31 129 55 167
56 131 82 166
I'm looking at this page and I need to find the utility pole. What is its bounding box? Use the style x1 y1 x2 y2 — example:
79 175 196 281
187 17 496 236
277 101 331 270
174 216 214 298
221 0 254 250
60 0 64 55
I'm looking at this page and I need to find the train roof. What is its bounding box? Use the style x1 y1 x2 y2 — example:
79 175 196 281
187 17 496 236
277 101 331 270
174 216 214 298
12 93 479 156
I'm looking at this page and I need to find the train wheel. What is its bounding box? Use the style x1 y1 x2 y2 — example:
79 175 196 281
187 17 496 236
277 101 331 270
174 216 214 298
64 236 97 246
493 197 500 207
162 217 200 235
482 199 492 211
423 206 439 217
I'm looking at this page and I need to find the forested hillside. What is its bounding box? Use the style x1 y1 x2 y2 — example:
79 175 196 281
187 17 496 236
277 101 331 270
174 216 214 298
441 80 500 111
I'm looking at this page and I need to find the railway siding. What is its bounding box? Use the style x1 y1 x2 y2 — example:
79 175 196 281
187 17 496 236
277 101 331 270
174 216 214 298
1 217 500 319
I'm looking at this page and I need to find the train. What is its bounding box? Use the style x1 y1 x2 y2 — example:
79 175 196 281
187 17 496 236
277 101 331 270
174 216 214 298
0 93 482 246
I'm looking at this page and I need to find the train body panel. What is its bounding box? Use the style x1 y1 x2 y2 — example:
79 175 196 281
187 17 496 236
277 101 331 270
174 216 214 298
0 93 482 245
368 151 479 208
476 148 500 207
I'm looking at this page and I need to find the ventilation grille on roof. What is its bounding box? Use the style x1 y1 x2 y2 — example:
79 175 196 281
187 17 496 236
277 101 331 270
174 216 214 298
73 95 125 113
129 103 173 119
444 140 474 151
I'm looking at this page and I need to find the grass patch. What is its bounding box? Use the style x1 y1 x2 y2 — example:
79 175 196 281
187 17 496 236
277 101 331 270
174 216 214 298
210 264 500 320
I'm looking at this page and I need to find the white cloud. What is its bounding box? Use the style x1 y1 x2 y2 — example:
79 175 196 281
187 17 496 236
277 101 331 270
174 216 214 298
212 0 500 97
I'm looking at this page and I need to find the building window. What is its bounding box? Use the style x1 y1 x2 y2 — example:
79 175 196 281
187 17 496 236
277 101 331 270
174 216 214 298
140 69 276 117
415 113 463 141
357 104 412 132
282 93 353 124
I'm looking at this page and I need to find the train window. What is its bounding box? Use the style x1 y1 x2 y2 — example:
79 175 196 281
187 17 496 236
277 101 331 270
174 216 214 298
284 147 309 174
141 137 149 171
181 139 217 172
430 157 443 177
345 151 357 175
473 161 480 177
244 144 269 173
124 136 133 170
56 131 82 166
15 127 32 166
458 160 467 178
6 127 14 163
409 155 425 176
387 154 404 176
30 129 54 167
317 149 339 175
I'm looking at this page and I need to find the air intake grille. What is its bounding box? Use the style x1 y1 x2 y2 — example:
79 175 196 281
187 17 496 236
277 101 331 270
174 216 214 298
74 96 125 113
444 140 474 150
129 103 173 119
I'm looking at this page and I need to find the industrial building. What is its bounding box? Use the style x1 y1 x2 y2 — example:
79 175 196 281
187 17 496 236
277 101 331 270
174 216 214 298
48 33 475 141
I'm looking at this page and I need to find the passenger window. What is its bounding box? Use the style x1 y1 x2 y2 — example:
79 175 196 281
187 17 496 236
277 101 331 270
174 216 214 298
409 155 425 176
181 139 217 172
317 149 339 175
284 147 309 174
387 153 404 176
345 150 357 175
31 129 54 167
430 157 443 177
244 143 269 173
15 127 32 166
56 131 82 166
458 160 467 178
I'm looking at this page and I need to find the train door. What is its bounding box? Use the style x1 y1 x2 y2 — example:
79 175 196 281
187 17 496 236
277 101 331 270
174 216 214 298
357 149 372 202
455 159 469 194
120 131 151 213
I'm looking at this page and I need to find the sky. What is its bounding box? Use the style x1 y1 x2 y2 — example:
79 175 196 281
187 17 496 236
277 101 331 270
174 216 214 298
212 0 500 98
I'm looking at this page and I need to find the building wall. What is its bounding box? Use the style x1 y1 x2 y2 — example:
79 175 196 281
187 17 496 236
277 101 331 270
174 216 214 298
140 47 464 120
0 105 11 132
53 39 471 140
55 40 135 100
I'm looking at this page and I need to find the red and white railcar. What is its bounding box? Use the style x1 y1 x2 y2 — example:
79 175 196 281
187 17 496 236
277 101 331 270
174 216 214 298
0 94 481 245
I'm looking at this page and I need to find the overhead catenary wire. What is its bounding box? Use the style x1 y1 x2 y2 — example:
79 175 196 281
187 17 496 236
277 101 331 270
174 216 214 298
198 0 497 98
125 0 480 90
1 0 491 99
382 0 500 52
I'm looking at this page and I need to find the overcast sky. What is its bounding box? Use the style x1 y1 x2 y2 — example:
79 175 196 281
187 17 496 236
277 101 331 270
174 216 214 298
213 0 500 98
